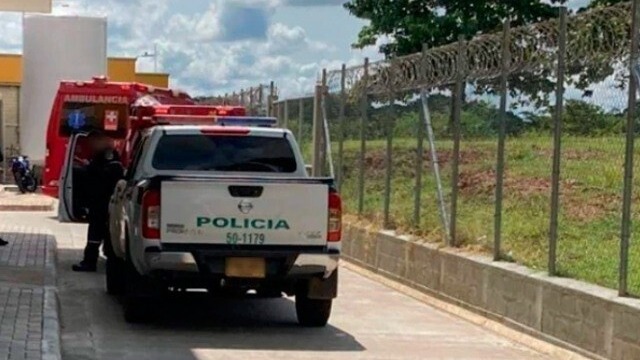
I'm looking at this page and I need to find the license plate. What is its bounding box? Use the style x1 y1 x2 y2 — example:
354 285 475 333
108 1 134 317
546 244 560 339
225 257 266 278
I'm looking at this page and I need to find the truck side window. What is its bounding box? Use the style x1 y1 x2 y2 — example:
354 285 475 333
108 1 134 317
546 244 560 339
125 137 147 181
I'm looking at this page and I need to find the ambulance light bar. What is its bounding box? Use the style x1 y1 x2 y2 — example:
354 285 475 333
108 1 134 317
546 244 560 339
216 116 278 128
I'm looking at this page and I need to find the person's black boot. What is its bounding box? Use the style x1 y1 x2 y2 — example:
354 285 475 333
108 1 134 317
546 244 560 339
72 261 97 272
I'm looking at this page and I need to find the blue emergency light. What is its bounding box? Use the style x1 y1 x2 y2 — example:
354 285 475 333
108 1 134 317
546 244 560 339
216 116 278 128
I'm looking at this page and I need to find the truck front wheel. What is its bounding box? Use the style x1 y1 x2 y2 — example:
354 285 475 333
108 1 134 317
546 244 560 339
295 294 332 327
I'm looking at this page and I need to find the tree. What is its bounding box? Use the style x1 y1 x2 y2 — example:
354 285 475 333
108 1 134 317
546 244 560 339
343 0 629 112
344 0 565 59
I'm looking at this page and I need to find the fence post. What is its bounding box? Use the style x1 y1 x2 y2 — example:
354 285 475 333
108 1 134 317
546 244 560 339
337 64 347 192
383 93 395 229
283 99 289 129
450 35 466 247
298 98 304 148
494 19 511 261
320 69 328 176
358 58 370 215
414 95 425 229
248 87 255 116
268 81 275 117
619 0 640 297
549 7 568 276
312 81 324 177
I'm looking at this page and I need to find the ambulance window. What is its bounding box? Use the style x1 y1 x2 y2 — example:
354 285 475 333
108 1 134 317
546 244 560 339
60 102 128 138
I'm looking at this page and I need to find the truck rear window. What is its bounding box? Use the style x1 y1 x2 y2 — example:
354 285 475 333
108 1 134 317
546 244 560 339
151 134 298 173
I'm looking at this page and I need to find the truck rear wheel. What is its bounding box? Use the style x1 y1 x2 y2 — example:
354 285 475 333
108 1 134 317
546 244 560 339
105 257 126 295
123 254 154 323
295 295 332 327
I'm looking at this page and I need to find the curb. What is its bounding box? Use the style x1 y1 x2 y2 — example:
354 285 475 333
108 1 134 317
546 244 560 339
42 236 61 360
0 205 55 212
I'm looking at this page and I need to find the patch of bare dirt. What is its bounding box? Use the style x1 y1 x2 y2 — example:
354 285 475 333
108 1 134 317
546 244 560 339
341 148 491 178
531 145 604 161
457 169 578 197
457 169 622 222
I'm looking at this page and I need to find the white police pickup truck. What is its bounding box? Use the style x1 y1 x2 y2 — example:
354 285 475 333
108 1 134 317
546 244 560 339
106 118 342 326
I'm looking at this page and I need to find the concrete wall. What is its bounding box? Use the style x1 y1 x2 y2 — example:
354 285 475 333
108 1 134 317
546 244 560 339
343 223 640 360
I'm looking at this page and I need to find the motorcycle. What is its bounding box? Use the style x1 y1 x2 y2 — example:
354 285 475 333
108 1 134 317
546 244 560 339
11 156 38 193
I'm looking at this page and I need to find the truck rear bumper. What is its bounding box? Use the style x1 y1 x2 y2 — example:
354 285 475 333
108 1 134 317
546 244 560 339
142 246 340 279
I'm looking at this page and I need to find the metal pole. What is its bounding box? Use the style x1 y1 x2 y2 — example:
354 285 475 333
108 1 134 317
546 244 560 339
249 87 255 116
414 96 425 228
421 90 451 242
298 98 304 148
494 20 511 261
549 7 568 276
154 43 158 72
258 86 264 115
320 69 328 176
383 95 394 229
358 58 370 215
321 69 335 179
284 99 289 129
312 82 324 177
269 81 275 117
450 35 466 247
337 64 347 192
619 0 640 296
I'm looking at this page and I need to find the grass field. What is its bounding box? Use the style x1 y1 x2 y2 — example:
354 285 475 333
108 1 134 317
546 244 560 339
319 135 640 294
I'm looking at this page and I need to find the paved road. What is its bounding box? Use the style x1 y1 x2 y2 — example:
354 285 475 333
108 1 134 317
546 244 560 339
3 212 558 360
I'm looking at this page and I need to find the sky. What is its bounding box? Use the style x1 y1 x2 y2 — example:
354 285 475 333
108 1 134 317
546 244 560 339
0 0 601 98
0 0 383 98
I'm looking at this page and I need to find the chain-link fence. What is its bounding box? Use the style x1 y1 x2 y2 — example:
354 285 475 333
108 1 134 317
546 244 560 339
214 1 640 297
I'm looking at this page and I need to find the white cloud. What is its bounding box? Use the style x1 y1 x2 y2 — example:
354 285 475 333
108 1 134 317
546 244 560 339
0 0 379 99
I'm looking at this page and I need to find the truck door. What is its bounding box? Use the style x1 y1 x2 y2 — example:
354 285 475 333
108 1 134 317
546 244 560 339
58 133 90 222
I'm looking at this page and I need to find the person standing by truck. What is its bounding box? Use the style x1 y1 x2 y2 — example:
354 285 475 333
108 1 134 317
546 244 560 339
72 131 124 272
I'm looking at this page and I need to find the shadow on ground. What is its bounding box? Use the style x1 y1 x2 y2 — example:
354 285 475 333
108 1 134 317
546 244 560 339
57 248 365 359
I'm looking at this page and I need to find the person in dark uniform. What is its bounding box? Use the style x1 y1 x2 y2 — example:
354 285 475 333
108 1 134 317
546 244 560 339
72 131 124 272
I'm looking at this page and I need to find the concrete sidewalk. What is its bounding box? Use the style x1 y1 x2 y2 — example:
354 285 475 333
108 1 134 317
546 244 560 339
0 225 60 360
0 187 55 212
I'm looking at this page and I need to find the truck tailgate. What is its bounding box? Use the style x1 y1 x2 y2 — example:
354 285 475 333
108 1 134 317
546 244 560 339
160 180 329 246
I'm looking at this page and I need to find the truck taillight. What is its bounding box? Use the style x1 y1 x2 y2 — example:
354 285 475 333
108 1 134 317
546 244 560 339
142 189 161 239
328 191 342 242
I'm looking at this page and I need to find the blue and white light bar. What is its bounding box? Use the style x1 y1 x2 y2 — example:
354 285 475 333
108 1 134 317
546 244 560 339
215 116 278 128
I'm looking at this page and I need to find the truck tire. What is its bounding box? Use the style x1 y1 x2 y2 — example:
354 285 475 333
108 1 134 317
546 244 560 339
122 238 154 324
123 260 152 324
295 295 332 327
105 257 126 296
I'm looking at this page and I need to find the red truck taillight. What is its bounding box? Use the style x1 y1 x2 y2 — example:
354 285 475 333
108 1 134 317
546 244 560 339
142 189 161 239
328 191 342 242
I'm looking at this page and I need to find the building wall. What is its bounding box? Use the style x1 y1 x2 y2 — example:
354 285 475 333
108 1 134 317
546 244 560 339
0 54 170 87
0 55 22 85
107 57 137 82
0 86 20 156
135 73 170 88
